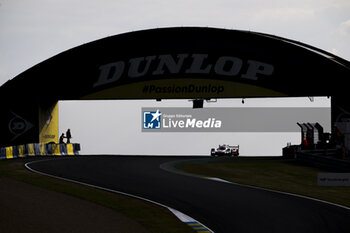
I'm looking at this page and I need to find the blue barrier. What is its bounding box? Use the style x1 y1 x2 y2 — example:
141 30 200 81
73 144 80 155
34 144 40 155
23 144 28 156
60 144 67 155
0 147 6 160
46 143 53 155
12 146 19 159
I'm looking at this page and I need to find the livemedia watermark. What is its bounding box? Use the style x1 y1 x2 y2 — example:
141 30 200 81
141 107 330 132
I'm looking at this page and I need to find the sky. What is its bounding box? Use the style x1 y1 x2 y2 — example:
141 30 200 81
59 97 331 155
0 0 347 155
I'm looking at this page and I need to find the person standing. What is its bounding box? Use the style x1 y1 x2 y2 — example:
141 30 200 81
59 133 65 144
66 129 72 143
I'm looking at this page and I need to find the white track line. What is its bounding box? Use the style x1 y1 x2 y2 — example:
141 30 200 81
24 159 214 233
160 160 350 211
205 177 350 211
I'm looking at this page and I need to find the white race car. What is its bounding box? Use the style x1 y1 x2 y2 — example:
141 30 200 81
211 144 239 157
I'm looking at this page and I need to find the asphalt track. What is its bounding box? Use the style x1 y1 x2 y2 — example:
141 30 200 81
27 156 350 233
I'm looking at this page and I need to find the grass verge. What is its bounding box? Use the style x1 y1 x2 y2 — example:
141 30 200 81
177 157 350 208
0 158 194 233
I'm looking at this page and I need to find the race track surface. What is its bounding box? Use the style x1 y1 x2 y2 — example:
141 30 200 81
27 156 350 233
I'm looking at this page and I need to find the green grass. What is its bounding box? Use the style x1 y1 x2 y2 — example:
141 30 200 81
177 157 350 208
0 158 194 233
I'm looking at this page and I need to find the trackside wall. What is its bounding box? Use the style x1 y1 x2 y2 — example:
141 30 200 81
0 143 80 160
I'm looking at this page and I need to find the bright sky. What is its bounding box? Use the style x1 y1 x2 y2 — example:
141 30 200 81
1 0 350 86
0 0 347 155
59 98 331 156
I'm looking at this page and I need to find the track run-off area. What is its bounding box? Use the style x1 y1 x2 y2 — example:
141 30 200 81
26 155 350 233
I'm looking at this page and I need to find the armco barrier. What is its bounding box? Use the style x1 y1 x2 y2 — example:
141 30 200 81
0 143 80 160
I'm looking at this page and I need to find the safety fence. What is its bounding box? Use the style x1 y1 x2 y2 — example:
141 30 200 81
0 143 81 160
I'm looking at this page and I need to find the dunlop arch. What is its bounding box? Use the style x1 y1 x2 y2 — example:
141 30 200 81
0 27 349 149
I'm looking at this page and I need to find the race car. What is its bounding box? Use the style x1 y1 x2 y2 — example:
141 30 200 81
211 144 239 157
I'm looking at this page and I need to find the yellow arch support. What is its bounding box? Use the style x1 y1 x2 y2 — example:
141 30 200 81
39 102 59 144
